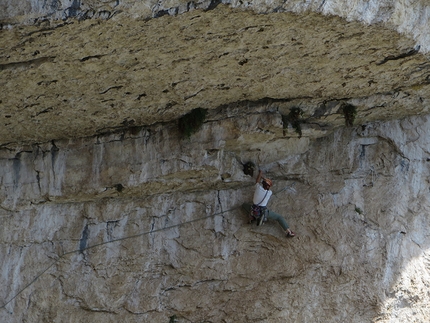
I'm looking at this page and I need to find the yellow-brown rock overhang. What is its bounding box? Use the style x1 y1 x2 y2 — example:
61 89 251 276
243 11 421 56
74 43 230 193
1 5 429 145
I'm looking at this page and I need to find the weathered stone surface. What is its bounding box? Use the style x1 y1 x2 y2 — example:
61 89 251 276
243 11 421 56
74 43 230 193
1 5 430 146
1 0 430 54
1 103 430 322
1 1 430 322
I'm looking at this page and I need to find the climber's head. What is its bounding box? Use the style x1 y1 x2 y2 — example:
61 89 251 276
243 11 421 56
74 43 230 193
262 178 272 190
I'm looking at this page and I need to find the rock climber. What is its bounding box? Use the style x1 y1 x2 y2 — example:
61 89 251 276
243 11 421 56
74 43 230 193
243 170 295 237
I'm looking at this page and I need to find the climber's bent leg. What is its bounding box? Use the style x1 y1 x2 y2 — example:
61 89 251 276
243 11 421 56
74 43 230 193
267 209 289 230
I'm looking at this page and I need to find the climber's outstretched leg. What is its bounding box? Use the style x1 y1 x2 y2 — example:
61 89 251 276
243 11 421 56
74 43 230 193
267 209 295 237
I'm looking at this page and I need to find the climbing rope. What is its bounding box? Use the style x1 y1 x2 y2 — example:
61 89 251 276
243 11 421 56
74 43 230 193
362 166 378 187
0 182 297 310
0 205 241 310
272 182 296 197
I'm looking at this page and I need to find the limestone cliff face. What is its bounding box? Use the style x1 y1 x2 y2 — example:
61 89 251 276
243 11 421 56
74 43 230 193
1 1 430 323
1 106 430 322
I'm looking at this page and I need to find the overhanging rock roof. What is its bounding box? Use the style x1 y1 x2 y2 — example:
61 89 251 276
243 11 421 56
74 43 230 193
1 5 430 146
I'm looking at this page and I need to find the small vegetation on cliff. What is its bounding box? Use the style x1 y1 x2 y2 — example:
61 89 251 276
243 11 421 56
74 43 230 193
342 103 357 127
178 108 208 138
282 107 304 138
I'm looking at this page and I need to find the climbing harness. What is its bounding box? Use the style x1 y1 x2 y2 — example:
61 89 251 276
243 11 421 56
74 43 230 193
250 190 268 226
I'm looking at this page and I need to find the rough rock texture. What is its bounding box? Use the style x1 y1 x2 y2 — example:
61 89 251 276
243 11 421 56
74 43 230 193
1 6 430 146
1 1 430 323
1 0 430 53
1 106 430 322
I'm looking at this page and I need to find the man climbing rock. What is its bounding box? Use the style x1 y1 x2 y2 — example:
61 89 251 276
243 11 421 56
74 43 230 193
243 170 295 237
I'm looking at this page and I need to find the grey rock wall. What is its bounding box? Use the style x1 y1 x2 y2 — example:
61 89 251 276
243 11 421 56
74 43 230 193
1 104 430 322
1 0 430 322
2 0 430 53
